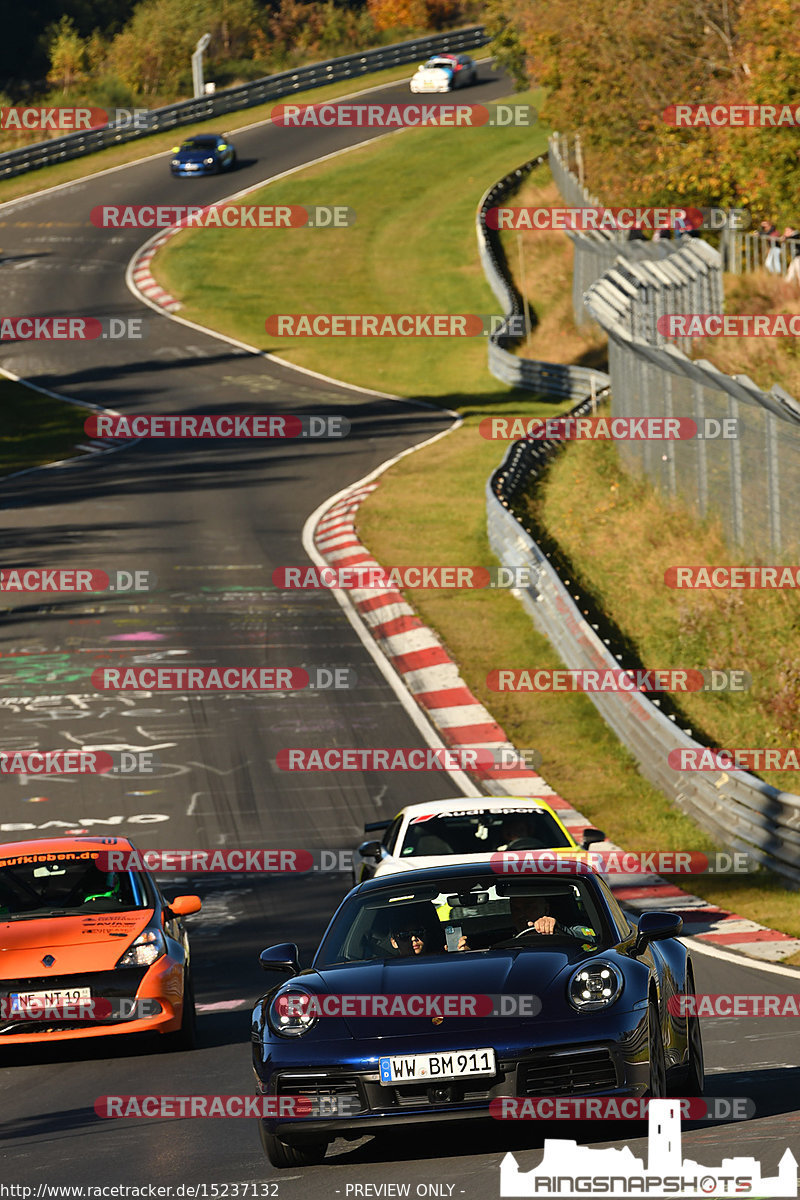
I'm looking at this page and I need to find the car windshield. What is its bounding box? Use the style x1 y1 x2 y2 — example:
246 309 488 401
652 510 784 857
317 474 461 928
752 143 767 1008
0 852 147 920
399 808 573 857
182 137 217 149
315 877 610 967
425 58 453 70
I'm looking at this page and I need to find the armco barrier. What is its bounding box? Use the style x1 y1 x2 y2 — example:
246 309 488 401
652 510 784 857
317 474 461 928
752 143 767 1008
476 156 609 401
488 449 800 885
479 150 800 883
0 26 488 180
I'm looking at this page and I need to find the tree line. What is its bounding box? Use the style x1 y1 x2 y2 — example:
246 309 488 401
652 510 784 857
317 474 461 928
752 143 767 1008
486 0 800 225
2 0 477 113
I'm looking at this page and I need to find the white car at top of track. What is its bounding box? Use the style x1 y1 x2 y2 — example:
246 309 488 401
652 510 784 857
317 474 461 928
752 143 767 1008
409 54 478 93
354 796 605 882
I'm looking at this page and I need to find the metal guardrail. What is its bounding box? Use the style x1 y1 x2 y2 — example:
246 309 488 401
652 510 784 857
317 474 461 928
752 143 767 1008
476 156 610 401
481 149 800 884
0 26 489 180
486 406 800 887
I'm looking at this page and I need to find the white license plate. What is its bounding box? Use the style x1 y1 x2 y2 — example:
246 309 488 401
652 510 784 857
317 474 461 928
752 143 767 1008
379 1047 495 1084
10 987 91 1011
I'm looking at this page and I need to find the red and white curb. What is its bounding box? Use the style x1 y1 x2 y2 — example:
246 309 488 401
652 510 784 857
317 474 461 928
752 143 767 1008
130 233 182 313
312 481 800 965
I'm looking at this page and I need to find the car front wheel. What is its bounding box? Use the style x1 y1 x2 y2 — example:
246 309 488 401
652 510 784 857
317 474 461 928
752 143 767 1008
259 1123 328 1168
647 999 667 1097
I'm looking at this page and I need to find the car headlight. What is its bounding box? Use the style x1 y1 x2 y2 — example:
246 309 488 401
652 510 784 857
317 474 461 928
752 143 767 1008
171 158 180 165
116 929 167 968
268 986 318 1038
568 961 623 1011
204 157 214 165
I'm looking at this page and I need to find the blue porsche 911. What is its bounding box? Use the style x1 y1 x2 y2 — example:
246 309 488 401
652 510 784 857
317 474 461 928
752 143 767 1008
250 863 703 1167
170 133 236 176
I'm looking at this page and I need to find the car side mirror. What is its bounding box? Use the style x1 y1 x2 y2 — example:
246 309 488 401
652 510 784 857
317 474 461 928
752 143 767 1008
168 895 202 916
582 828 606 849
634 911 683 955
259 943 300 975
358 839 383 862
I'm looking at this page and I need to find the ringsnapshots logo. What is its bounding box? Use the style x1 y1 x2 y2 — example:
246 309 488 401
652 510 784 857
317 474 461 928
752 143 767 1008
480 416 739 441
499 1099 797 1197
487 668 751 693
272 102 537 128
83 414 349 439
0 317 145 340
91 204 354 229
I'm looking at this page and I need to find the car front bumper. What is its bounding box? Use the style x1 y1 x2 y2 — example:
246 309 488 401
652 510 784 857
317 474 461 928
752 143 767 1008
254 1007 651 1140
0 956 186 1045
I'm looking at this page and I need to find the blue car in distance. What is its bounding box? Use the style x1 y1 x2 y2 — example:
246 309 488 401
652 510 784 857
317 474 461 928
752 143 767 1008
251 863 703 1167
170 133 236 176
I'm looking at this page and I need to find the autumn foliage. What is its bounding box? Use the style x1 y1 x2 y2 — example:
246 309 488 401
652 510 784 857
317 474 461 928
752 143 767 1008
489 0 800 224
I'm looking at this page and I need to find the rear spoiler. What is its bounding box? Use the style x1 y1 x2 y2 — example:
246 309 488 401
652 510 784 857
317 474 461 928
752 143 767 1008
364 819 390 832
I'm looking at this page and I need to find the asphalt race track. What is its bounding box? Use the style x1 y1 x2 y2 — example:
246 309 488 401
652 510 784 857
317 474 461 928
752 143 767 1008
0 63 799 1198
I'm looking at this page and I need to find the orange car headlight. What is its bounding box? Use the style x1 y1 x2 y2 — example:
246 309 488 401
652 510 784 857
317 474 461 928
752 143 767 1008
116 929 167 968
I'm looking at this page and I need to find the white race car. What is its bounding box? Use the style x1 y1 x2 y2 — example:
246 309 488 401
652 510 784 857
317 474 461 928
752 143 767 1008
409 54 478 94
354 796 605 882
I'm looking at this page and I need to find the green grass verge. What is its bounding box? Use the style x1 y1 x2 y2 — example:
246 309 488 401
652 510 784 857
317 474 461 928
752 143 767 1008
147 85 800 947
153 88 547 400
0 376 87 474
0 64 428 208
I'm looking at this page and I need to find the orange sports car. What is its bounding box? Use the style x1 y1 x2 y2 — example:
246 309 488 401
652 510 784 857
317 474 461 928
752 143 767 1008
0 836 201 1048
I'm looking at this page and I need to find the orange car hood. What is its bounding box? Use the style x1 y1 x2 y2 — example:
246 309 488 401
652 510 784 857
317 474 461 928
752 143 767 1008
0 910 154 976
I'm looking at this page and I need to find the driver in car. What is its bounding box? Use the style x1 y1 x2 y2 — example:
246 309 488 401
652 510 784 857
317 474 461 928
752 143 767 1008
457 895 596 950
